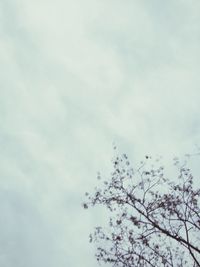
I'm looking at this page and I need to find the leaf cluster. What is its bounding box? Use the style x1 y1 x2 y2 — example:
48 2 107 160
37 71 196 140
84 154 200 267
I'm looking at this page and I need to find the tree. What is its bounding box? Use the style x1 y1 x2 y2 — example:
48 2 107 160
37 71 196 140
84 152 200 267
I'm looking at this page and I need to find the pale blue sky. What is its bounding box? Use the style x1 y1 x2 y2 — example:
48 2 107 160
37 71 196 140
0 1 200 266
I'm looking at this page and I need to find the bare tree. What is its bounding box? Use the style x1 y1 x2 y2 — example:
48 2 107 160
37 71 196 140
84 153 200 267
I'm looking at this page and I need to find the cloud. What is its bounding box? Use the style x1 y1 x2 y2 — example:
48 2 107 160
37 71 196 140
0 0 200 266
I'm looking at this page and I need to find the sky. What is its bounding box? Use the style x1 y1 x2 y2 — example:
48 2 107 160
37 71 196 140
0 0 200 266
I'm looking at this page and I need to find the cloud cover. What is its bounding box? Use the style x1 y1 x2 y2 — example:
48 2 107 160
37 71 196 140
0 0 200 266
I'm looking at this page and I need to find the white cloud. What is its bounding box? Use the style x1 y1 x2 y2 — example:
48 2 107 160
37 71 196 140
0 0 200 266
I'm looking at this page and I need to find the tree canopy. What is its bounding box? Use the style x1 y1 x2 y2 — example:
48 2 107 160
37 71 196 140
84 152 200 267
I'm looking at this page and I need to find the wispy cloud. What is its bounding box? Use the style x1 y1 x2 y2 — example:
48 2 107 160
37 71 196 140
0 0 200 266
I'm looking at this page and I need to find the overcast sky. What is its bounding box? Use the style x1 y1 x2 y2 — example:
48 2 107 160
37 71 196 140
0 0 200 266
